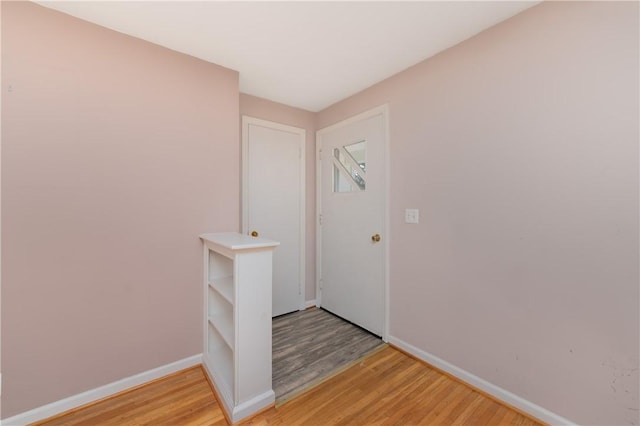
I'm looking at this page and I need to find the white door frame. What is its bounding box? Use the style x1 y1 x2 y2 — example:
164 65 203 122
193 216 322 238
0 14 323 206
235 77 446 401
241 116 306 311
315 104 390 341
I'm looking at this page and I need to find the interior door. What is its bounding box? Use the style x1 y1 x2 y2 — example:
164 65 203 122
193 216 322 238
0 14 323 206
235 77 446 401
317 107 386 336
243 117 305 317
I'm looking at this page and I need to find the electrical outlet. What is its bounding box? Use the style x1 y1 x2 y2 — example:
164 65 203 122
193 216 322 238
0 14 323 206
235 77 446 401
405 209 419 224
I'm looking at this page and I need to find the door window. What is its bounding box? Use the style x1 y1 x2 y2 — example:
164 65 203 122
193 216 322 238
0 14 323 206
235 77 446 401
332 140 366 192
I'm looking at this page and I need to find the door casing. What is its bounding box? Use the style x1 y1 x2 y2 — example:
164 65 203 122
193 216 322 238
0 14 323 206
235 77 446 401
315 104 390 341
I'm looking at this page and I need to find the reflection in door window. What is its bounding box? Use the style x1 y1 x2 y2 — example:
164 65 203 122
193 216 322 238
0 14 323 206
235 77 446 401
344 141 366 172
332 140 366 192
333 164 353 192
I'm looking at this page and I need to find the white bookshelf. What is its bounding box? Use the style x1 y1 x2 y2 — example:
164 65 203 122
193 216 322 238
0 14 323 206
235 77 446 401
200 232 279 423
210 276 233 304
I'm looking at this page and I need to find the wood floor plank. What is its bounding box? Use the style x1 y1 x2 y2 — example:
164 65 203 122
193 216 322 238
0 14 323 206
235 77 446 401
402 376 458 424
34 347 543 426
407 379 470 424
359 368 442 423
32 369 204 426
34 367 220 426
272 309 383 401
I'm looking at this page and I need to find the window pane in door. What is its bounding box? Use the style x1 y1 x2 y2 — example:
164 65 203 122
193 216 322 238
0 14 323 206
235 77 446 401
344 141 366 173
333 164 354 193
333 147 365 191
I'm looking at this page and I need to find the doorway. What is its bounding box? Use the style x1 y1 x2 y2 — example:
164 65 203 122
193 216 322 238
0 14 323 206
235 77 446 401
242 116 306 317
316 105 389 338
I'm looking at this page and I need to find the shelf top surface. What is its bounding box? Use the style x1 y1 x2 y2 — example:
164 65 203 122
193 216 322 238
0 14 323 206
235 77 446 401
200 232 280 250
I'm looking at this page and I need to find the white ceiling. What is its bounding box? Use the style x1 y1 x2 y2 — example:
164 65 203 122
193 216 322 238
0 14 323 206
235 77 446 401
36 1 539 112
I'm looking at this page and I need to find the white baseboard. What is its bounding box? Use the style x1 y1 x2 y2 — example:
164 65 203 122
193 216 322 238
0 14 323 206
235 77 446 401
202 356 274 424
232 389 275 423
305 299 317 309
387 336 575 426
1 354 202 426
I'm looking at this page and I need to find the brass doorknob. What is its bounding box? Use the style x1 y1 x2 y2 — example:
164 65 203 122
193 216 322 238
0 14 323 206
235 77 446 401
250 231 259 237
371 234 381 242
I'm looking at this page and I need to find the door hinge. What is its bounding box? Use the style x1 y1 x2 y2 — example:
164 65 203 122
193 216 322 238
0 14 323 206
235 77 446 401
319 149 322 160
319 214 323 225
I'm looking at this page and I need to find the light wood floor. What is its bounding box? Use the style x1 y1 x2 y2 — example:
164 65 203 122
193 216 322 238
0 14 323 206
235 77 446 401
35 346 542 426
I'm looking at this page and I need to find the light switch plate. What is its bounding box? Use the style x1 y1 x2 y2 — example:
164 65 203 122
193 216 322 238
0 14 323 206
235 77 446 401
405 209 419 224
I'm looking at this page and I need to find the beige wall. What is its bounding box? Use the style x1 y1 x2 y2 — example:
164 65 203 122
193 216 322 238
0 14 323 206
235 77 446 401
317 2 638 425
1 2 240 417
239 94 317 302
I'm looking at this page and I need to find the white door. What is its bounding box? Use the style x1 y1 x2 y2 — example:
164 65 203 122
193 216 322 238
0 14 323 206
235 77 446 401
317 106 387 336
243 117 305 317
